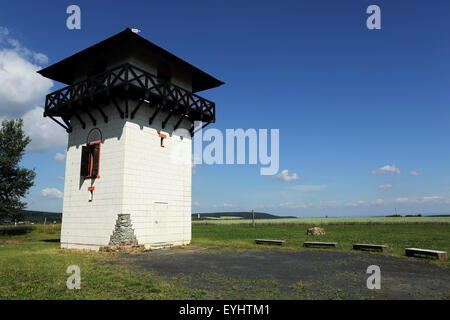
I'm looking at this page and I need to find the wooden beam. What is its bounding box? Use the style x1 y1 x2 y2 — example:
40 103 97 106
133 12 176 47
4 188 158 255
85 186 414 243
48 116 71 132
111 97 124 119
83 107 97 126
149 107 161 125
190 121 211 136
124 65 129 118
130 99 144 119
74 112 86 129
61 116 73 133
162 110 173 129
95 105 108 123
173 115 185 130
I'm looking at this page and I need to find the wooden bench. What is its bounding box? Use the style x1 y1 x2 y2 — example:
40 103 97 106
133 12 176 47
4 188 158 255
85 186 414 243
303 241 338 248
353 243 388 252
254 239 285 246
405 248 447 260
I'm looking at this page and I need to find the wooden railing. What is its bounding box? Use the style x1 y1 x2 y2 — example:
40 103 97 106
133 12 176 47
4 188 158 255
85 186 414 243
44 63 215 133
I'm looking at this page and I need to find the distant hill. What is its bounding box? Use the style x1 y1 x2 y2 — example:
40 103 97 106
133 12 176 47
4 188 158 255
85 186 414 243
427 214 450 217
385 213 450 217
2 210 292 225
23 210 62 223
7 210 62 224
6 210 448 225
192 212 295 220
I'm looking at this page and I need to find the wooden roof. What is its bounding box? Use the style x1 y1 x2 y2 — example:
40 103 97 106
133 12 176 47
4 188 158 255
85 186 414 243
38 28 224 93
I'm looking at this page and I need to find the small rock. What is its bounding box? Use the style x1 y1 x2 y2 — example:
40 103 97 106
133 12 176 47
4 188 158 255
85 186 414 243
306 227 325 236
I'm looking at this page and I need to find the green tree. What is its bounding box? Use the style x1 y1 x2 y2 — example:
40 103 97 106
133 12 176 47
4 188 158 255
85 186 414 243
0 119 36 222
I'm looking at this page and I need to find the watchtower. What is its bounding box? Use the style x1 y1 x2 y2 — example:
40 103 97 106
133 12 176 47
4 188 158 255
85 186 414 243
38 28 223 250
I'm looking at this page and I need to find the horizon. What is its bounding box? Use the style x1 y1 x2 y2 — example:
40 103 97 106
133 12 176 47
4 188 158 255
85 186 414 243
20 208 450 219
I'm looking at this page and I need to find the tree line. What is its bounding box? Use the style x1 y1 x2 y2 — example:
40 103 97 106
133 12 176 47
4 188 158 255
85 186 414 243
0 119 35 223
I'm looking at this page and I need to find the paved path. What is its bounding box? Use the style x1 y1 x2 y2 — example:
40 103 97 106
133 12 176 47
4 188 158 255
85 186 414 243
108 247 450 299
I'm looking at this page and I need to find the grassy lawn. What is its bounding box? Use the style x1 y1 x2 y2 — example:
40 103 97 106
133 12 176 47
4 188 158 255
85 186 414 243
0 224 202 299
193 216 450 225
1 220 449 299
191 222 450 266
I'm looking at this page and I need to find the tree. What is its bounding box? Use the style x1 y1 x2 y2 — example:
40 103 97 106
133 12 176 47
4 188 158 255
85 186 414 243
0 119 36 222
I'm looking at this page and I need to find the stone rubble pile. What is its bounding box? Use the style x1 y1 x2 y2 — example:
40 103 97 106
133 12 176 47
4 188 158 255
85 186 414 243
100 213 145 253
306 227 326 236
99 241 145 253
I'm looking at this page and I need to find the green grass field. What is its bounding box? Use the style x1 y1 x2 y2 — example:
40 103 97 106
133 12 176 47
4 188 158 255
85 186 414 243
193 216 450 225
191 222 450 265
0 224 203 299
0 218 449 299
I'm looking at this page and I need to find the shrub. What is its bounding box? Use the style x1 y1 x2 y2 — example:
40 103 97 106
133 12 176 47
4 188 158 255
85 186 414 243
0 225 35 235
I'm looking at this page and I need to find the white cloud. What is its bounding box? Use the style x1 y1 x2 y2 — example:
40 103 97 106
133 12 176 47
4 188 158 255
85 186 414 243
33 53 49 65
41 187 63 199
0 27 64 154
290 184 327 191
378 184 393 189
193 201 200 207
371 198 384 204
54 152 65 162
344 200 366 207
0 49 52 118
273 169 299 182
0 27 48 65
57 176 64 181
314 200 340 207
343 200 366 207
278 202 309 209
212 203 233 208
0 27 10 43
371 165 401 175
344 202 358 207
264 195 450 213
409 171 420 176
275 199 366 209
23 107 67 153
423 196 441 201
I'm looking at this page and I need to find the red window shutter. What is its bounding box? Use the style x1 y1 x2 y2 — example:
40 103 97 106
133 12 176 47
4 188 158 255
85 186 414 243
90 144 100 178
80 146 90 177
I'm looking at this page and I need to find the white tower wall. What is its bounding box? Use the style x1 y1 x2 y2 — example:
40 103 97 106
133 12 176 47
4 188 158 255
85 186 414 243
60 102 192 250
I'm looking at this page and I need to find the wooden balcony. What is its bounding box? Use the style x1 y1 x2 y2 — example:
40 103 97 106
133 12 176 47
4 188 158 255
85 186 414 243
43 63 215 135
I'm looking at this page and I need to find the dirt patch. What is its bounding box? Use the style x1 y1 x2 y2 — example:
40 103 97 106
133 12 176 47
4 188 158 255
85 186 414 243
106 247 450 299
0 239 22 244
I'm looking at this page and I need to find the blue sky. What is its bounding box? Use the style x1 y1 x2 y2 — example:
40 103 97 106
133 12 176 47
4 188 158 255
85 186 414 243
1 0 450 216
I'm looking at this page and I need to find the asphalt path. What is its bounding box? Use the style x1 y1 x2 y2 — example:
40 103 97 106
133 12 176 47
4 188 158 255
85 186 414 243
107 247 450 299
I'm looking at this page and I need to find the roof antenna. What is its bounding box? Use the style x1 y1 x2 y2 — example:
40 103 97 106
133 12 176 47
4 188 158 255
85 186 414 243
131 28 141 34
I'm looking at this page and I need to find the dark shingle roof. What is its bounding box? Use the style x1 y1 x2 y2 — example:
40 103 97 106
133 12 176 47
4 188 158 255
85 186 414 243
38 28 224 93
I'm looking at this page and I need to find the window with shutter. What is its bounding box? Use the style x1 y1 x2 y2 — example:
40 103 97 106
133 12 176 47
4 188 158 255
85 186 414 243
80 141 101 179
80 146 90 177
90 143 100 178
